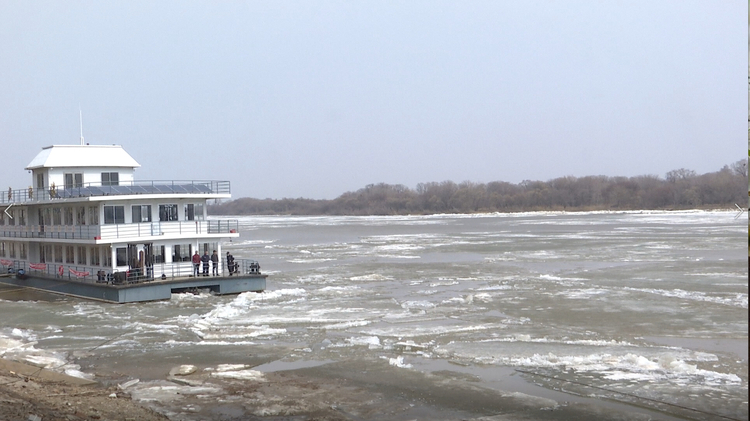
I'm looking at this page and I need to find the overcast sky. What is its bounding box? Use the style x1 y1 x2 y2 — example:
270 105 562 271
0 1 746 200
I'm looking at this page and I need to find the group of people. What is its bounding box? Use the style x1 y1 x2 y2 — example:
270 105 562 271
192 250 238 276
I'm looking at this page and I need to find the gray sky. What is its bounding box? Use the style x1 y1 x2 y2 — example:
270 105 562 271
0 1 745 200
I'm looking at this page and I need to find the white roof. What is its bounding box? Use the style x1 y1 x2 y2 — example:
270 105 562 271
26 145 141 170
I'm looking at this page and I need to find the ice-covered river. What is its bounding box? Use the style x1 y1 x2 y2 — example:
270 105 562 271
0 211 746 420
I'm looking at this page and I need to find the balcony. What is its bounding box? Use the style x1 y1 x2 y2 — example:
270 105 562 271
4 258 261 285
1 180 231 205
0 220 239 241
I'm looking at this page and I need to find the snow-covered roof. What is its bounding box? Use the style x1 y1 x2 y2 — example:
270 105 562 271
25 144 141 170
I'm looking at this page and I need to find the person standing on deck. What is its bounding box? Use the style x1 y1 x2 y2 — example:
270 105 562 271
226 251 235 275
211 250 219 276
192 252 201 277
201 251 210 276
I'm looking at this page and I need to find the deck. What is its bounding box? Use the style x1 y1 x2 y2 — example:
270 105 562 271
0 271 266 303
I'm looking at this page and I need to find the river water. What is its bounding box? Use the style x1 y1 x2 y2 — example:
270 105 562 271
0 211 746 420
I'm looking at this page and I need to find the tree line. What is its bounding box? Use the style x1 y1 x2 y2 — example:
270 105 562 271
209 160 748 216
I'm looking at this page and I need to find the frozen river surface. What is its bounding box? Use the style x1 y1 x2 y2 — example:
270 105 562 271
0 211 746 420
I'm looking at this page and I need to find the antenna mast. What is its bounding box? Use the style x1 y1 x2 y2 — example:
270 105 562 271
79 108 85 145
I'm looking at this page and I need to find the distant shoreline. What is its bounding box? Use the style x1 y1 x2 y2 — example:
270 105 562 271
209 203 744 217
211 163 747 216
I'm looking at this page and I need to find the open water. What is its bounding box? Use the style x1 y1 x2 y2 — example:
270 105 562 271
0 210 746 420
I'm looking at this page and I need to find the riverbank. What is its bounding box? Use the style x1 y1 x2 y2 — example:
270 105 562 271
0 356 677 421
0 358 168 420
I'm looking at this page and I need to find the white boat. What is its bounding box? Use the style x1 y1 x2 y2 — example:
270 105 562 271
0 142 265 302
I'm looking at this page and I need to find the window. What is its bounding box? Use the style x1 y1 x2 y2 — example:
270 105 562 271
184 203 205 221
64 207 74 225
36 173 44 190
20 243 27 260
42 245 52 263
8 243 15 259
153 245 165 264
77 246 86 265
88 206 99 225
76 207 86 225
132 205 152 223
172 244 191 262
52 207 61 225
65 246 74 264
115 247 127 267
54 245 63 263
90 246 100 266
0 242 5 257
0 211 4 226
7 209 14 226
18 209 25 226
104 206 125 224
64 173 83 189
103 247 112 267
159 204 178 221
101 172 119 186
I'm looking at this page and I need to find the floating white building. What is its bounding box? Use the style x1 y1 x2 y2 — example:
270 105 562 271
0 143 265 302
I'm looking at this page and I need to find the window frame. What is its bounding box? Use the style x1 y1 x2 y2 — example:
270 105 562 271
132 205 152 223
159 204 179 222
103 206 125 224
101 172 119 186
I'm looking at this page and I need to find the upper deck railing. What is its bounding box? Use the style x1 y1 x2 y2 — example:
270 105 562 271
1 180 231 205
0 219 239 241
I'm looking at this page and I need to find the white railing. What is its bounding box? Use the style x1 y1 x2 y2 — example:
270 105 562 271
3 258 260 285
0 220 239 241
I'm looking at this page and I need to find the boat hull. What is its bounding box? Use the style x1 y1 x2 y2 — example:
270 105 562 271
0 273 266 303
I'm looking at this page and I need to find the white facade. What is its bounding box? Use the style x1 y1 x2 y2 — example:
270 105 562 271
1 144 237 280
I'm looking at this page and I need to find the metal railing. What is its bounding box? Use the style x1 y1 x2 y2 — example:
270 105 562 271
0 220 239 241
0 180 231 205
2 258 261 286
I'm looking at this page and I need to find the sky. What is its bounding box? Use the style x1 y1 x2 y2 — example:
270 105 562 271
0 1 746 200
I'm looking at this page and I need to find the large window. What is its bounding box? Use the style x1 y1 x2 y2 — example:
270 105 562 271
76 207 86 225
90 246 100 266
184 203 205 221
54 245 63 263
172 244 191 262
132 205 152 222
64 173 83 189
104 206 125 224
101 172 119 186
65 245 74 264
103 247 112 267
159 204 178 222
20 243 26 260
52 207 61 225
8 243 15 259
88 206 99 225
0 242 5 257
153 245 165 264
64 207 74 225
18 209 25 226
116 247 127 267
77 246 87 265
